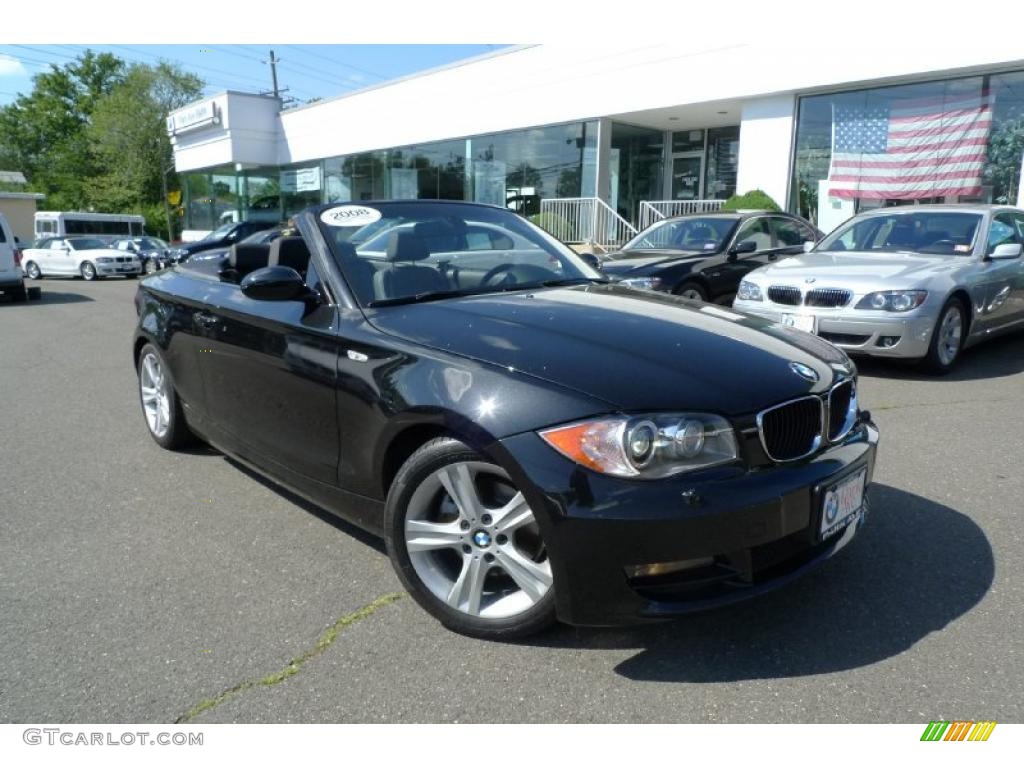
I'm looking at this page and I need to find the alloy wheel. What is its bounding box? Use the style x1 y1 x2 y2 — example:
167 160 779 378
26 262 41 279
139 352 172 438
81 262 96 281
403 461 552 619
937 305 963 366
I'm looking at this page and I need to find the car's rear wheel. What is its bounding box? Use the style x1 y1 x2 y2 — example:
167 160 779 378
25 261 41 280
81 261 97 281
138 343 192 449
922 297 966 374
385 437 557 640
674 280 708 301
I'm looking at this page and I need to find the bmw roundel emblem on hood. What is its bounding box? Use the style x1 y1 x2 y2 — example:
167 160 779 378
789 362 819 382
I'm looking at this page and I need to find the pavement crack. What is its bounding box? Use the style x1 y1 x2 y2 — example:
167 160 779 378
870 397 1017 412
174 592 402 723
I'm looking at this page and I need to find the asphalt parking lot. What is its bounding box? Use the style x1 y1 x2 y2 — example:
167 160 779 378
1 277 1022 724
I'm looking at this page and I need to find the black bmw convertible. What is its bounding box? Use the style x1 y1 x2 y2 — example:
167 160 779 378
132 200 877 639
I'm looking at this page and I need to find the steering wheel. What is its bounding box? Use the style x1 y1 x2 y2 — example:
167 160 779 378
480 262 517 287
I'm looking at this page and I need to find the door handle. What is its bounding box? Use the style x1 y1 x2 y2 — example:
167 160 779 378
193 312 219 329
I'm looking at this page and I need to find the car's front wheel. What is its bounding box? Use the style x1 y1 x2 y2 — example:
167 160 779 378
145 259 158 275
385 437 557 640
674 280 708 301
137 343 193 449
80 261 97 281
922 297 966 374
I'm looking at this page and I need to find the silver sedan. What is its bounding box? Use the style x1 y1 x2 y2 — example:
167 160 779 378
732 204 1024 373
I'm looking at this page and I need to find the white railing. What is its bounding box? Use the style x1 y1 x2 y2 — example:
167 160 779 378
538 197 638 250
637 199 726 230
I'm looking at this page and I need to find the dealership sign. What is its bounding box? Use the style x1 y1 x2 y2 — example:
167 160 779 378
166 101 220 135
280 167 322 193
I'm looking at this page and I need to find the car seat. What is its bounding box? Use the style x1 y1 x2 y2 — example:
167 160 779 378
372 231 449 301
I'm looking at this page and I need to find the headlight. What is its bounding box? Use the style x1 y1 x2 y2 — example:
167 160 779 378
737 280 763 301
855 290 927 312
618 276 662 291
539 413 739 479
96 257 113 263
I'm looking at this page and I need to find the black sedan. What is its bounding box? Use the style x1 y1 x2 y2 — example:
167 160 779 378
166 219 276 262
111 236 175 274
599 210 822 303
132 200 877 639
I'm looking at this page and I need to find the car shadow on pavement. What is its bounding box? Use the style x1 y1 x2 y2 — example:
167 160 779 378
855 331 1024 382
34 290 95 305
223 456 387 555
538 484 993 682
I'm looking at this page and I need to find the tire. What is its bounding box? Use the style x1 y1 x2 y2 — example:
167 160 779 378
137 343 193 450
81 261 97 281
145 259 158 275
921 297 966 374
25 261 42 280
27 286 42 301
126 273 138 280
385 437 557 640
11 285 27 302
674 280 708 302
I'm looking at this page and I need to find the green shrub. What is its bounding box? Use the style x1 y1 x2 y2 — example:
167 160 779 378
528 212 571 236
721 189 782 212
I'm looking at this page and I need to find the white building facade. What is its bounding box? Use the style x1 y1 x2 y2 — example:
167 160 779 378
168 42 1024 243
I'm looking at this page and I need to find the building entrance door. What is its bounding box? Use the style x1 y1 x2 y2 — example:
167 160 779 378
671 152 704 199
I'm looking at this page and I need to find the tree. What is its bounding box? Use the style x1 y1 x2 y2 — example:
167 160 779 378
0 51 126 208
87 62 203 238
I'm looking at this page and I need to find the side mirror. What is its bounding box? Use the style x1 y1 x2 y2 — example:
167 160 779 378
729 240 757 257
803 241 816 253
578 252 601 269
989 243 1022 260
240 266 313 302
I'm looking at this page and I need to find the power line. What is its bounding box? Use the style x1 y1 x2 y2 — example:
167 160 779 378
283 45 387 81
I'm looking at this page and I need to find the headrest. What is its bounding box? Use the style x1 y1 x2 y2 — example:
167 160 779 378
414 220 461 252
229 243 270 274
386 231 430 262
491 233 514 250
269 236 310 272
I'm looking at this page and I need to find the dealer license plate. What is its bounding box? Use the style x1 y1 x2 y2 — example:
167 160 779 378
820 468 866 538
782 313 817 334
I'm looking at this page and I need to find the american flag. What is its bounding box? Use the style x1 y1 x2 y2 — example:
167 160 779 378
827 91 993 199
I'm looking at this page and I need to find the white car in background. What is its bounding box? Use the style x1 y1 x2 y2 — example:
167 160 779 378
0 212 28 301
22 236 141 281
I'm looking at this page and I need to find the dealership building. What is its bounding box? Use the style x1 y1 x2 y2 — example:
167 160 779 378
167 42 1024 245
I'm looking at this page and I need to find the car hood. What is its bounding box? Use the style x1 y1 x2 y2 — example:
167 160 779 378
753 250 965 285
600 249 709 275
365 284 852 415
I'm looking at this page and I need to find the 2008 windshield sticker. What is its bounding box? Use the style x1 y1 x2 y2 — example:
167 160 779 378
320 205 382 227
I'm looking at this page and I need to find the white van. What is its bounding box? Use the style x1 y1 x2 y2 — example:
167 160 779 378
0 212 28 301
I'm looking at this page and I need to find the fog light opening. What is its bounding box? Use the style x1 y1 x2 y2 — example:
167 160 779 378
877 335 901 348
625 557 716 579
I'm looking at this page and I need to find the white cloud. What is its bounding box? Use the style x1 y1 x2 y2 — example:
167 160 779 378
0 54 28 78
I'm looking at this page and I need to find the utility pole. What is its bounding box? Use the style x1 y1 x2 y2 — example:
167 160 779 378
266 49 280 98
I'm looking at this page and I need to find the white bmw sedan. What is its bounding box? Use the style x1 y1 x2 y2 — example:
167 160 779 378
22 236 142 281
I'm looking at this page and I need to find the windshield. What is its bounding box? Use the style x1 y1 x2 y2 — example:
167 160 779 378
240 229 282 245
67 237 109 250
620 216 739 253
818 211 982 256
131 238 166 250
316 202 604 307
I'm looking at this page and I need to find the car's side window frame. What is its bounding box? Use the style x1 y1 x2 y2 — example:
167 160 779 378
729 215 776 255
986 212 1020 255
768 215 814 250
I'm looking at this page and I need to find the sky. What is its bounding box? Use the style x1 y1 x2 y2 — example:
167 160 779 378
0 45 509 107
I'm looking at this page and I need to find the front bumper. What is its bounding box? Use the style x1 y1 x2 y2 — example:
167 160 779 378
97 262 142 276
497 418 878 626
733 301 935 359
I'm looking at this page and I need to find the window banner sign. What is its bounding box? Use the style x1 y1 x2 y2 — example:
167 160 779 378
390 169 418 199
473 161 506 207
280 167 322 194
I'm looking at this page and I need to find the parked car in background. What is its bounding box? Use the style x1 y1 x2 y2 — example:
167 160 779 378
180 224 295 269
732 204 1024 373
22 236 141 281
112 236 174 274
133 200 877 639
166 220 275 263
0 213 28 301
597 211 822 303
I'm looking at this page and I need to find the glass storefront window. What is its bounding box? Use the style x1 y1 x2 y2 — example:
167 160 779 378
705 126 740 200
611 123 664 222
672 129 704 153
792 71 1024 225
